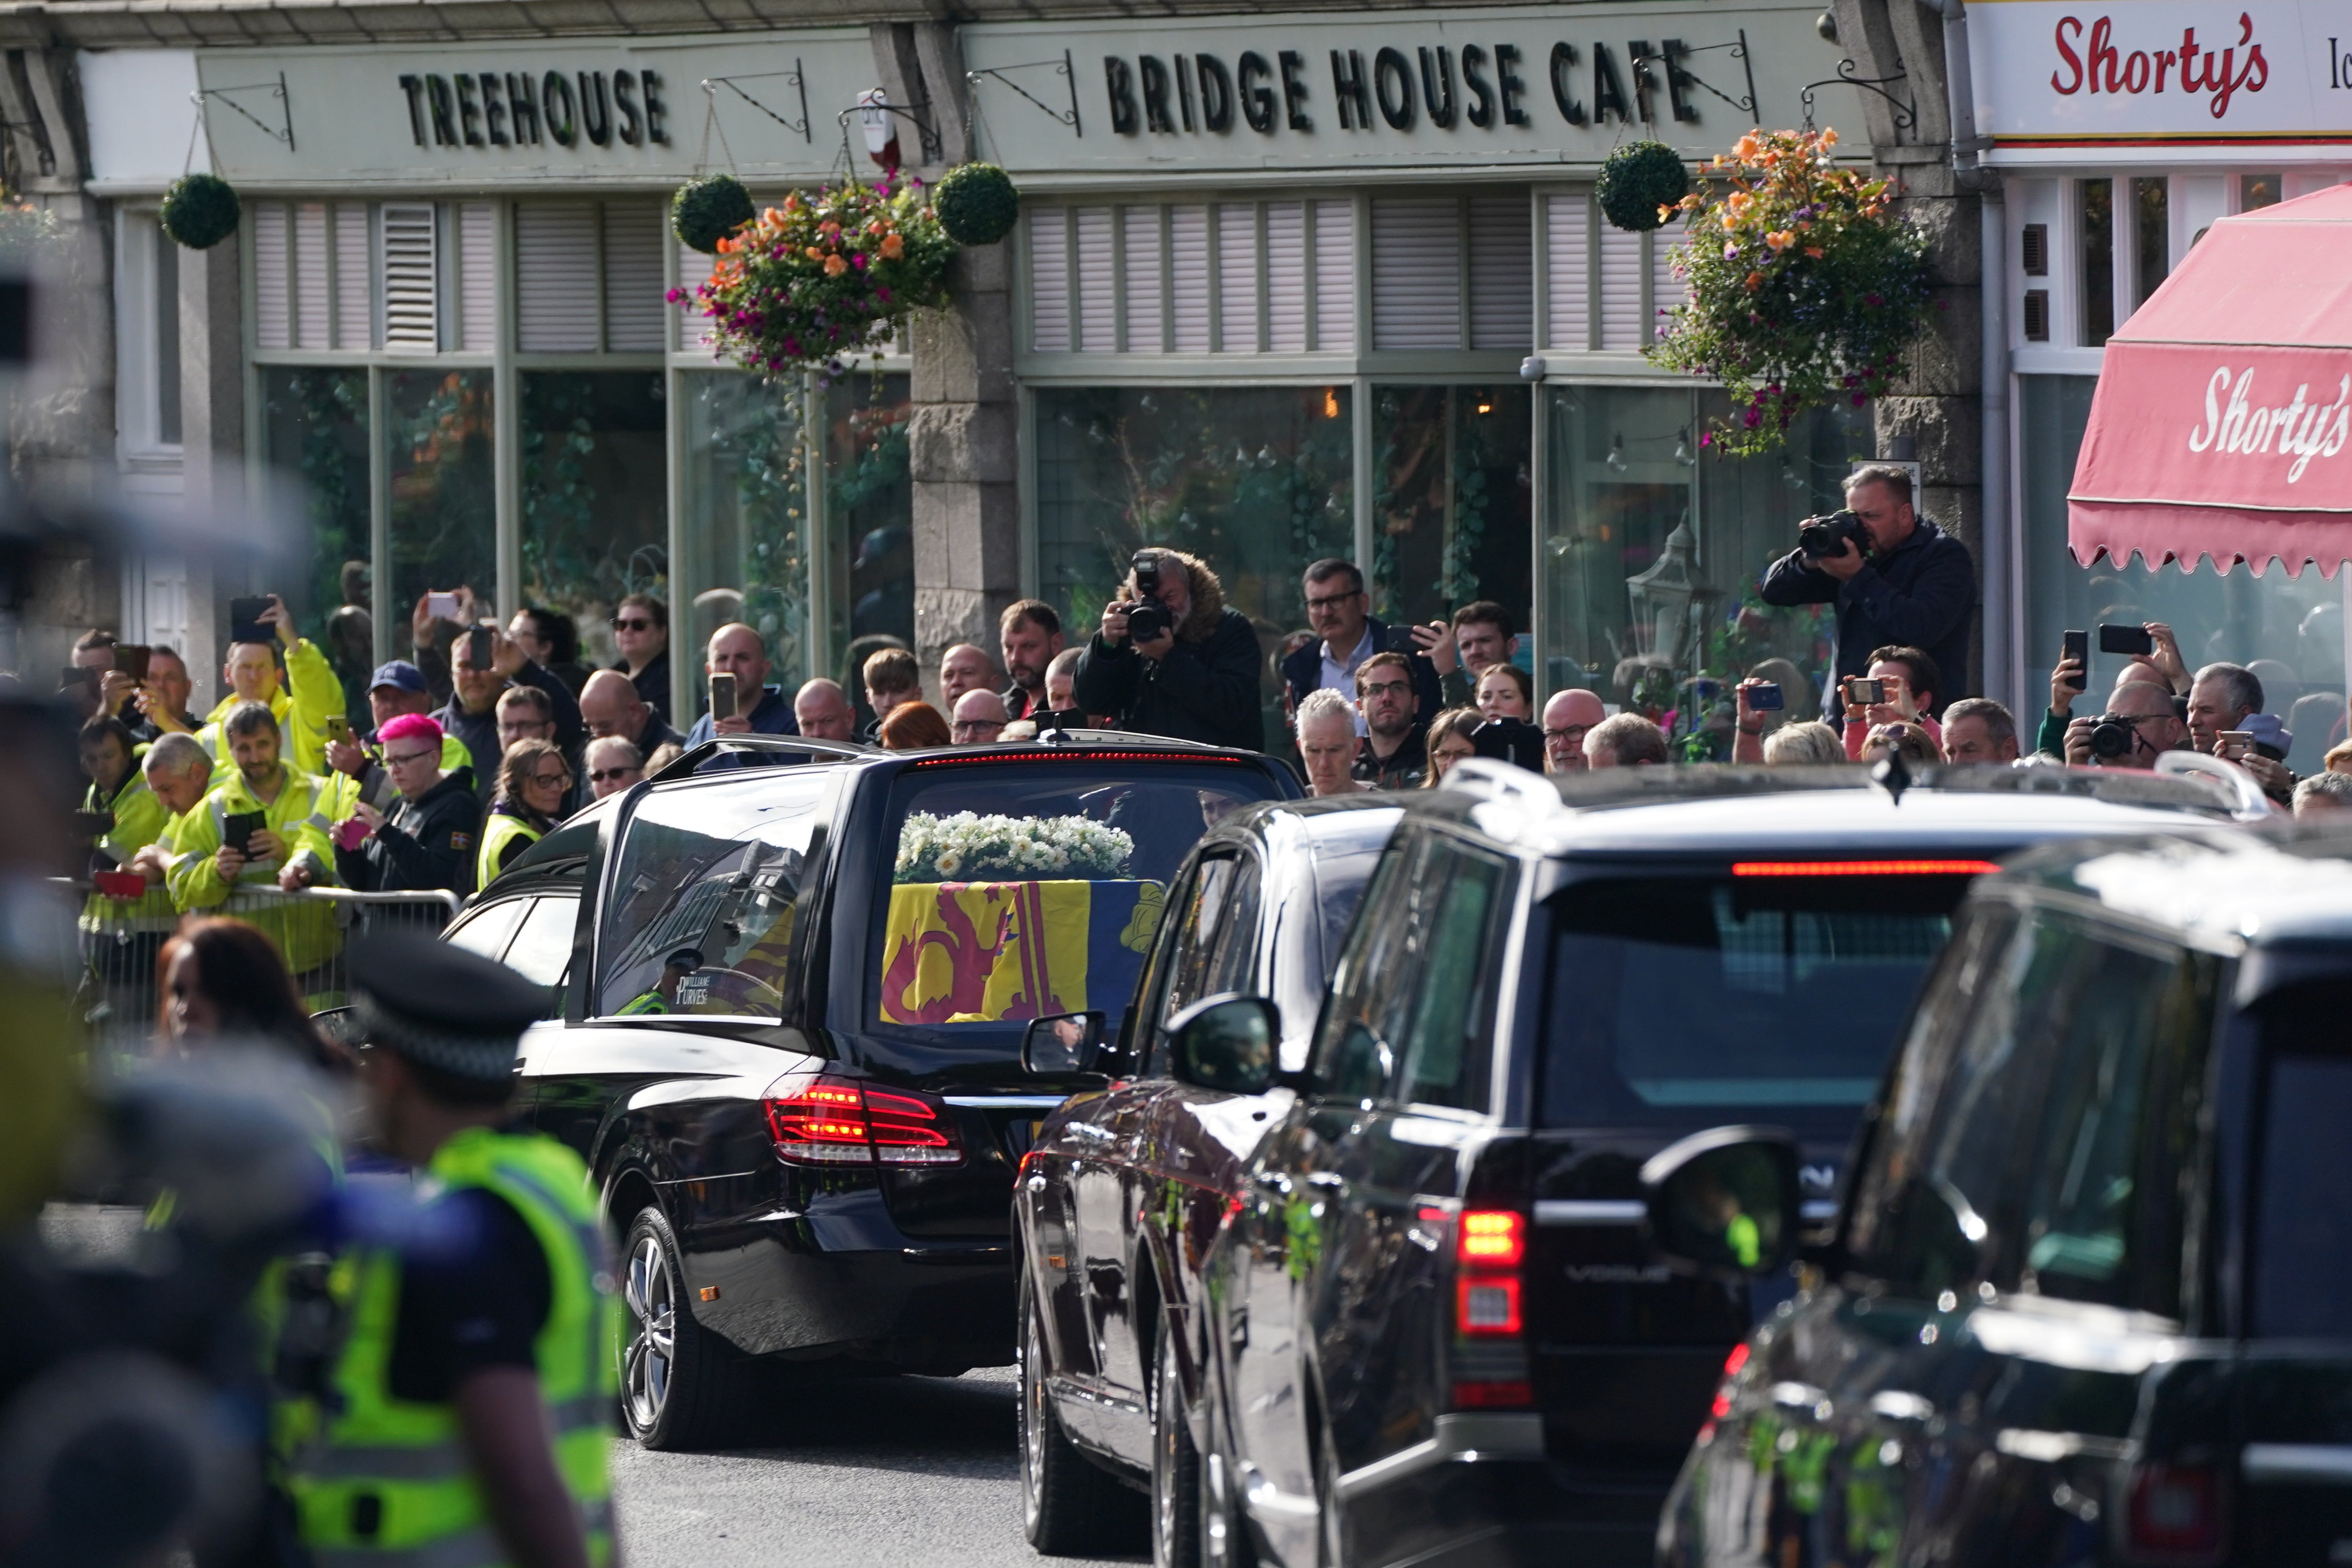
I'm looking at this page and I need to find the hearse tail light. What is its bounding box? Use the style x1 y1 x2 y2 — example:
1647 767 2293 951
1731 859 2002 877
765 1075 964 1167
2123 1461 2226 1566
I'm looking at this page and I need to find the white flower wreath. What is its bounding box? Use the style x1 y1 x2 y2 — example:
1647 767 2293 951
893 811 1135 884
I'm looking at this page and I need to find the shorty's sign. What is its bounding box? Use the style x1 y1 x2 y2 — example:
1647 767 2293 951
962 4 1860 176
1970 0 2352 155
192 32 873 186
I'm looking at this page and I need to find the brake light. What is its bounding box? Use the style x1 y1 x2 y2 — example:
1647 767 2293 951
2126 1463 2225 1564
765 1075 963 1167
1731 859 2001 877
1710 1343 1751 1419
1459 1210 1526 1266
1455 1209 1525 1337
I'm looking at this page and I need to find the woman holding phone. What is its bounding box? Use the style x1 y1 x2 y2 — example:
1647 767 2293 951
332 714 483 896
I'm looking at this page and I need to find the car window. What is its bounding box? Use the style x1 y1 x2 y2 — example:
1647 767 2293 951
1393 841 1512 1112
597 772 830 1019
1141 855 1236 1076
2250 1049 2352 1338
445 899 528 964
867 758 1283 1042
1264 820 1393 1073
1311 833 1423 1103
1201 852 1263 1001
503 894 578 1018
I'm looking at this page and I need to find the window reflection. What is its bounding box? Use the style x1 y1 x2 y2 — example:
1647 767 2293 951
263 366 373 712
388 368 496 632
827 373 915 696
681 373 809 696
520 371 668 670
1371 385 1532 636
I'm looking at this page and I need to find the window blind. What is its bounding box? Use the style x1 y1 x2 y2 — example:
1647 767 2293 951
252 202 290 351
1168 205 1210 353
676 241 717 352
1074 207 1115 352
1216 203 1259 352
458 203 498 353
293 202 331 350
1312 198 1355 351
514 201 600 353
334 203 372 350
1544 194 1591 351
381 203 438 352
1029 206 1070 353
1651 225 1688 329
1370 197 1460 350
602 201 665 352
1265 200 1306 353
1122 206 1165 353
1596 221 1644 352
1466 194 1531 350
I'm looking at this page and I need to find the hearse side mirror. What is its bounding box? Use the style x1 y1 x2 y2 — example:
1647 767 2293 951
1020 1010 1108 1077
1166 993 1281 1096
1641 1125 1802 1281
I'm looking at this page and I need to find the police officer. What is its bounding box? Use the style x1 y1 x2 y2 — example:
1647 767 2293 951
287 930 617 1568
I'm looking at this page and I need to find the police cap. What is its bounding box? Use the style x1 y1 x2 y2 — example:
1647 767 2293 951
346 929 547 1081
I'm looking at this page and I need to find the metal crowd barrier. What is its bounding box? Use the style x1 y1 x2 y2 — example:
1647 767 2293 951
64 880 461 1043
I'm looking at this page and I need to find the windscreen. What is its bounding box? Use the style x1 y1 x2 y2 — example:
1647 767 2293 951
868 759 1284 1039
1540 872 1973 1128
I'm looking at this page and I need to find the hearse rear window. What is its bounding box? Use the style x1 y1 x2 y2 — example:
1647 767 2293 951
868 759 1281 1038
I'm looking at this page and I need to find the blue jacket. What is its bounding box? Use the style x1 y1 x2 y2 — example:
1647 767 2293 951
1758 518 1976 722
684 684 801 749
1280 617 1445 727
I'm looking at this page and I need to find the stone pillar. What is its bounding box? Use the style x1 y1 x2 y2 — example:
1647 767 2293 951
1829 0 1988 696
868 22 1020 700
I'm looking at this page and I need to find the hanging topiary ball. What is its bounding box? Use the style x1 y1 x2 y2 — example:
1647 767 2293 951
934 162 1019 246
672 173 755 255
1598 141 1692 233
160 173 241 250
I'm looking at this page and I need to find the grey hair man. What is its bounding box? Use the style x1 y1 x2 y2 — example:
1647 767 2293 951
1940 697 2020 765
1584 712 1671 769
1296 687 1370 796
2293 770 2352 819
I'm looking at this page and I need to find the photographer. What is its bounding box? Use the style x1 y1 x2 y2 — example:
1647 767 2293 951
1759 465 1974 727
1073 548 1263 751
2062 679 2187 770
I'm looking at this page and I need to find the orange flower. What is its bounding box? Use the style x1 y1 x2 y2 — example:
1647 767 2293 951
824 253 849 277
715 236 735 255
805 245 825 260
1804 245 1825 258
1735 132 1762 160
1820 127 1840 148
764 207 784 225
880 232 905 259
1726 192 1754 217
1764 229 1794 253
1744 270 1764 291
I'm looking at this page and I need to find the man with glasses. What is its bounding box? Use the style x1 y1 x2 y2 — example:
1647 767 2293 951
433 623 585 806
583 736 644 800
1279 559 1442 731
1540 688 1608 774
2061 678 2188 770
608 593 672 724
1350 652 1427 789
333 712 484 895
951 688 1009 746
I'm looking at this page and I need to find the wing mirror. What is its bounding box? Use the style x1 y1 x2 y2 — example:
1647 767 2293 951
1640 1125 1802 1281
1166 993 1280 1096
1020 1010 1108 1076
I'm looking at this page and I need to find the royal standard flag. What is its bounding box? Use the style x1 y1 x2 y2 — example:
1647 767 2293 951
879 879 1164 1026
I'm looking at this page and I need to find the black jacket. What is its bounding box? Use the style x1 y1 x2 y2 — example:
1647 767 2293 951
1073 608 1264 751
1280 618 1445 727
1758 517 1976 721
431 659 587 805
335 766 483 896
614 649 673 724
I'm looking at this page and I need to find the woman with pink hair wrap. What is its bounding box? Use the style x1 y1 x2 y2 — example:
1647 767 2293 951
332 712 485 894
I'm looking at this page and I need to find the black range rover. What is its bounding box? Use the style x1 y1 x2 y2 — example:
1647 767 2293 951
444 736 1297 1447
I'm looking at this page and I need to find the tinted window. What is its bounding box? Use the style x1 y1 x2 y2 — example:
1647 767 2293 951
1265 812 1397 1072
1311 835 1421 1102
1202 853 1263 1000
2251 1051 2352 1338
598 772 830 1018
1140 855 1236 1076
445 899 527 963
869 760 1281 1040
1540 872 1968 1128
503 895 578 1017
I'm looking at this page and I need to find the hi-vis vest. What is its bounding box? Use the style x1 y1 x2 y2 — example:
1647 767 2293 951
474 812 542 892
288 1127 618 1568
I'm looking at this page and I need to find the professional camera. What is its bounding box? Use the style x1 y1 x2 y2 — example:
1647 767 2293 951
2088 713 2136 759
1798 509 1866 559
1123 551 1172 644
1470 716 1545 771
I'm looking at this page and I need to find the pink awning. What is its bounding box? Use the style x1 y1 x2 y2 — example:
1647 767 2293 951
2068 183 2352 580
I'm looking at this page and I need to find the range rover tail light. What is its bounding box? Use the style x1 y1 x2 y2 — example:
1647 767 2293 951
2123 1461 2225 1566
1450 1208 1530 1409
765 1075 963 1166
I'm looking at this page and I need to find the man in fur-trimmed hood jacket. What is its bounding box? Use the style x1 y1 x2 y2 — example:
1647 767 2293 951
1072 548 1265 752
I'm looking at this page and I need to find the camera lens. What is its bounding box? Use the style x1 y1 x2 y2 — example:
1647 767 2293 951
2089 717 2131 759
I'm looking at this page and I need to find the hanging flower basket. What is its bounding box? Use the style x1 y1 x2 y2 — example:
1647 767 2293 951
672 173 755 255
671 169 955 377
1597 141 1689 233
161 173 241 250
1647 128 1932 456
934 162 1019 246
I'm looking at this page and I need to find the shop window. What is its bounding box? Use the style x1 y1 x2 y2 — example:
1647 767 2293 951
2240 173 2282 211
387 368 497 622
2019 374 2347 774
117 212 182 461
520 371 667 670
1031 198 1356 356
1371 385 1532 635
261 367 372 726
2132 177 2168 310
825 373 915 691
1033 385 1352 749
251 199 505 354
2078 178 2114 346
1541 386 1868 745
514 199 664 353
680 373 810 697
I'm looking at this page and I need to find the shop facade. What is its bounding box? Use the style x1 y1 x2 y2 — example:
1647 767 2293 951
78 0 1886 742
1971 0 2352 769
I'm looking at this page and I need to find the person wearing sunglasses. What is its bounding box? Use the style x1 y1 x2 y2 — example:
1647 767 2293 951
607 593 672 725
478 738 573 889
333 712 484 896
582 736 644 801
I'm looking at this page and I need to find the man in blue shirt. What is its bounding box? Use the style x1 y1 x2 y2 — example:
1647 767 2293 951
683 623 801 749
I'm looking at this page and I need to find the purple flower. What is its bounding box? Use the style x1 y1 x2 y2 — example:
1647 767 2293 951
852 253 868 271
1866 294 1883 307
784 337 801 356
1724 243 1741 259
1851 392 1867 405
877 286 892 303
1743 407 1762 429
